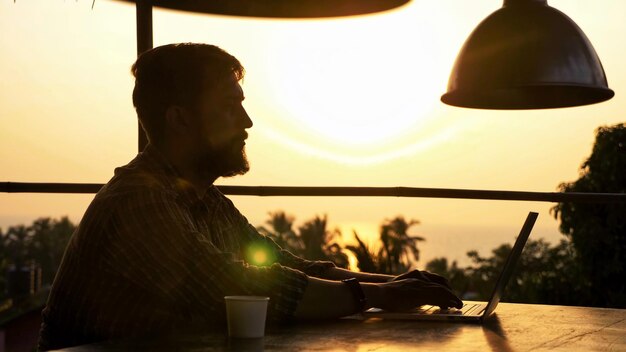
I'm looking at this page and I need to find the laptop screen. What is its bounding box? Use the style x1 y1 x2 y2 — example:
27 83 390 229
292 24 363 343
482 212 539 318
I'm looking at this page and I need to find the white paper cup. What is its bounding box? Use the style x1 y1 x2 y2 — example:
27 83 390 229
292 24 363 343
224 296 270 338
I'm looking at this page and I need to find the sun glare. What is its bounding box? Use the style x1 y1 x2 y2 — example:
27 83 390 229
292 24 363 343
148 2 465 166
255 121 464 165
250 10 455 164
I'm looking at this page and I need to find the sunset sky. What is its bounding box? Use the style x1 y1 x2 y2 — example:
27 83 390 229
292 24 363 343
1 0 625 265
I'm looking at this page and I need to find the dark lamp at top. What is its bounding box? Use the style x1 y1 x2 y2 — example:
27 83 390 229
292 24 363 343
116 0 410 18
441 0 614 110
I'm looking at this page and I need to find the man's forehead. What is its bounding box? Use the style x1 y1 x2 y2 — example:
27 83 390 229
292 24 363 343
223 77 244 99
204 74 244 100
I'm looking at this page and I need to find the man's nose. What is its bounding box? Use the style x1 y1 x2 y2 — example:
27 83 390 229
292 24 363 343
239 106 253 129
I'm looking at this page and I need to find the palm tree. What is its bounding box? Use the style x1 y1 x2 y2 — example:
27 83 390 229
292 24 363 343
379 216 424 274
298 215 331 260
257 211 301 254
345 231 380 273
298 215 349 268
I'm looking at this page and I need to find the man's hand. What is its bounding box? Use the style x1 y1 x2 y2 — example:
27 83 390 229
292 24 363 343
390 269 452 290
372 278 463 312
295 276 463 320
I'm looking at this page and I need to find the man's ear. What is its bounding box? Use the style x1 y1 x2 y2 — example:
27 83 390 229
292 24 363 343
164 105 193 134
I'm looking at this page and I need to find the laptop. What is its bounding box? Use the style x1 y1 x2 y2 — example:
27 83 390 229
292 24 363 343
363 211 539 323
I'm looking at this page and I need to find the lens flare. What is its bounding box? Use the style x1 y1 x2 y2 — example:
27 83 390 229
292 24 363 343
246 243 276 266
252 250 267 265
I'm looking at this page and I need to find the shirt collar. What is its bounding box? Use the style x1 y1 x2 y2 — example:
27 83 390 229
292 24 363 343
139 144 218 206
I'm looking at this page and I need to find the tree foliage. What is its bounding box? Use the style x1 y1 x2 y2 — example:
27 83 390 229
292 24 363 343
345 216 424 275
257 212 349 268
345 231 381 273
0 217 75 300
426 238 588 306
257 211 300 252
552 123 626 308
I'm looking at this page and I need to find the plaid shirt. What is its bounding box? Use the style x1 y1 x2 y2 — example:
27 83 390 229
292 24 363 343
39 145 334 350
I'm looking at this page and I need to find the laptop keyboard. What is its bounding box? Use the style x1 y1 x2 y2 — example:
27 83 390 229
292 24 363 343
425 303 484 316
461 303 481 315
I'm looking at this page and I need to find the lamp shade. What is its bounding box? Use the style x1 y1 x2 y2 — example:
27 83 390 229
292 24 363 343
116 0 410 18
441 0 614 109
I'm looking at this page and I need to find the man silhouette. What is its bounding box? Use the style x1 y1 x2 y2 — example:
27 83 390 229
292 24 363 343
38 43 462 350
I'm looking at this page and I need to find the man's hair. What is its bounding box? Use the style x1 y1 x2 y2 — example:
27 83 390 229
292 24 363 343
131 43 245 144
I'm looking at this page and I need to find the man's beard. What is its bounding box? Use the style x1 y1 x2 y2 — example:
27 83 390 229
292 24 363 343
198 137 250 179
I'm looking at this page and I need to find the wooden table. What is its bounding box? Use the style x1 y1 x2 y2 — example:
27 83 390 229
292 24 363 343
58 302 626 351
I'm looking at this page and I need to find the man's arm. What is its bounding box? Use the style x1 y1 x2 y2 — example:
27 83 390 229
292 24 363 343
294 277 369 319
108 191 311 322
239 221 454 288
317 266 391 282
239 222 337 276
294 276 463 319
229 202 456 297
318 267 454 289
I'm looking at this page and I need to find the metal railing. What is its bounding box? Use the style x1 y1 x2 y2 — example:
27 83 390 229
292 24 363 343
2 182 625 203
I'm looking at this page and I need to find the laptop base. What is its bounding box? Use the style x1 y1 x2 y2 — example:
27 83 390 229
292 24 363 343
364 301 487 322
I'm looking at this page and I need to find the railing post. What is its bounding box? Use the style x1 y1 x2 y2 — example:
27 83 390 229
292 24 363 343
136 0 153 152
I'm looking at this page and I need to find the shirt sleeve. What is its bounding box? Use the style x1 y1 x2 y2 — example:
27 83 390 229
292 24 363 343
241 223 336 276
103 189 309 323
215 192 337 276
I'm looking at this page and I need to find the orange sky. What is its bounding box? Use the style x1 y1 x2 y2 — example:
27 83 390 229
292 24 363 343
1 0 625 265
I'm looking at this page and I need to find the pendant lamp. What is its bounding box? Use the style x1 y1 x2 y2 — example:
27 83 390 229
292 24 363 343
116 0 410 18
441 0 614 109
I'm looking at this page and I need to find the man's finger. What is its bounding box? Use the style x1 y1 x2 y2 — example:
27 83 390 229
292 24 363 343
421 285 463 309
